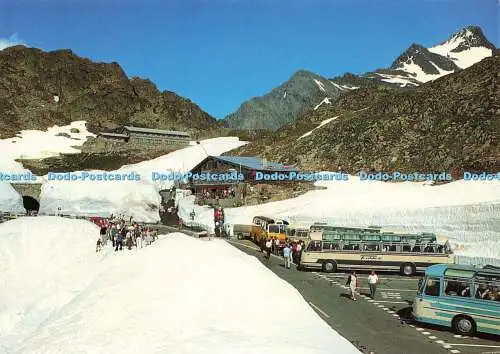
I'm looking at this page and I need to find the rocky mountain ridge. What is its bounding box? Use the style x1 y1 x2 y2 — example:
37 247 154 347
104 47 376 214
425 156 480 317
0 45 218 139
232 51 499 175
222 70 343 130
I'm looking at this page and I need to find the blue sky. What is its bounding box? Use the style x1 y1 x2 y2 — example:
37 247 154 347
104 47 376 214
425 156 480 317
0 0 498 118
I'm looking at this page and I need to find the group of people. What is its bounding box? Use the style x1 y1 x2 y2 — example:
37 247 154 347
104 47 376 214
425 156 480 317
202 187 235 200
346 271 380 301
263 237 305 269
95 216 158 252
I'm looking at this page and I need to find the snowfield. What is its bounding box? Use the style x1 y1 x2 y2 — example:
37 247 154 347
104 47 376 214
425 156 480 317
0 217 360 354
428 28 493 69
0 121 94 173
179 176 500 266
37 137 246 221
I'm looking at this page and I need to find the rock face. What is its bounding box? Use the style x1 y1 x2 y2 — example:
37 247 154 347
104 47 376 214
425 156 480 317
0 46 217 138
222 70 343 130
233 51 500 175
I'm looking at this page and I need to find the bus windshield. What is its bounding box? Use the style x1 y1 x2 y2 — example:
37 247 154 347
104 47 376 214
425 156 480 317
268 225 280 233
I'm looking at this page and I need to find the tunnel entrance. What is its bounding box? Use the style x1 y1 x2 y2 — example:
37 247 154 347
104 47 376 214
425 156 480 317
22 196 40 213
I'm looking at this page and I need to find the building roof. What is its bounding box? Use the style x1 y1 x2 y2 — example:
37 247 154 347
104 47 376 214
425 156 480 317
212 155 299 172
122 126 190 137
98 132 129 138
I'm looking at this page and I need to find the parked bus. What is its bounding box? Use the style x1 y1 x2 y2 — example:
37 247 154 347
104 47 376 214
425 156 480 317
284 223 310 242
298 224 454 275
251 216 288 244
412 264 500 336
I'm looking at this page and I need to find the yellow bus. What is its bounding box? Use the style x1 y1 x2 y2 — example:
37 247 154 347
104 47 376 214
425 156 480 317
298 224 454 276
252 216 288 244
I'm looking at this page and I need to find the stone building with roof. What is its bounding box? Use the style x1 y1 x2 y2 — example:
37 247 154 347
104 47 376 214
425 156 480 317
88 125 191 152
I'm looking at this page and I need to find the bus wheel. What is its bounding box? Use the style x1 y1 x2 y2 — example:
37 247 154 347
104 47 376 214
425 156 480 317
453 315 476 336
237 233 243 240
400 263 416 276
322 260 337 273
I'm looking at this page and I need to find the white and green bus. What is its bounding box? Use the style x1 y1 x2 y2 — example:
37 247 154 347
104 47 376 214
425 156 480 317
298 224 454 276
413 264 500 336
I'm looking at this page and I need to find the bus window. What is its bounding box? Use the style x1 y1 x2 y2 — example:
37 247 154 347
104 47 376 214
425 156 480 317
363 243 379 251
475 282 499 301
424 245 435 253
268 225 280 233
444 279 470 297
424 278 441 296
322 241 332 251
307 241 322 252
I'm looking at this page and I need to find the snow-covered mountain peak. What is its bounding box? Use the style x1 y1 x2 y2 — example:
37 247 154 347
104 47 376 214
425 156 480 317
333 25 496 88
428 25 495 69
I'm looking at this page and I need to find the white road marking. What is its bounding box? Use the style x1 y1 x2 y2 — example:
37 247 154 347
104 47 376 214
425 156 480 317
443 344 451 349
446 344 500 348
422 331 430 335
324 274 416 281
368 300 408 304
416 328 424 331
308 302 330 319
435 340 445 344
392 314 399 317
429 336 437 340
449 350 460 354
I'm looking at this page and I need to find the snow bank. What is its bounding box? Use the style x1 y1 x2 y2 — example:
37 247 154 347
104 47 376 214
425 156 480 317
37 137 246 220
0 217 359 354
0 217 99 352
117 137 247 191
0 183 25 214
39 178 161 221
180 176 500 264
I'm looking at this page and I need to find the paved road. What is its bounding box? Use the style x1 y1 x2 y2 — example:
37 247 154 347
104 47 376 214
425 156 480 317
227 239 500 354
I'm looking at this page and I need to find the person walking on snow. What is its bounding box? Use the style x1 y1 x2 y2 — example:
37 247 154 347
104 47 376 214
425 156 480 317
368 271 379 299
283 244 292 269
136 228 143 248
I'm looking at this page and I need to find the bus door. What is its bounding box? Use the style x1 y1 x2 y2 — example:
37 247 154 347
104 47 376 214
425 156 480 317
413 275 444 324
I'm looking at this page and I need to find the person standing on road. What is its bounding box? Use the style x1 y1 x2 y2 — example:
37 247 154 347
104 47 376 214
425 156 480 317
346 271 358 301
274 238 280 255
283 244 292 269
368 271 379 299
265 238 272 259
